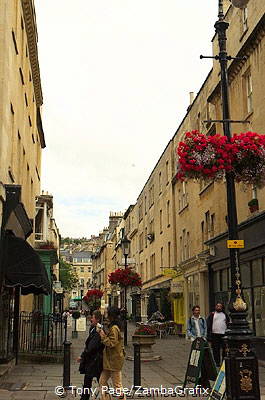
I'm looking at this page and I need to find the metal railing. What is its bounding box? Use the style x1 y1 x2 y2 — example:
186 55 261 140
19 312 65 354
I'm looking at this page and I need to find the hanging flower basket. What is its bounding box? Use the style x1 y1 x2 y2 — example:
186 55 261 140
230 132 265 188
176 131 265 188
176 131 233 181
83 289 103 309
108 267 142 288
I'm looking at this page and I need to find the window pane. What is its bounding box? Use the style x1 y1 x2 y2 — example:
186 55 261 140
240 263 251 288
221 269 228 291
213 271 220 292
252 259 263 286
253 286 265 336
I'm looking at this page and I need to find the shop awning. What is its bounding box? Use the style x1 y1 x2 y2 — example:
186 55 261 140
3 234 51 295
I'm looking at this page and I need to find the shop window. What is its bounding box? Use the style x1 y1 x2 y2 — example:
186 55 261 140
252 259 263 286
221 269 228 291
213 271 221 292
240 262 251 287
253 286 265 336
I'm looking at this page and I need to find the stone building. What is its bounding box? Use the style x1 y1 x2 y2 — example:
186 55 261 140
121 0 265 337
0 0 48 361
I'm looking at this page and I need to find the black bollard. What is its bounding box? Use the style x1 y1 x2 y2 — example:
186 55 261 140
64 316 68 342
63 341 72 389
133 343 141 388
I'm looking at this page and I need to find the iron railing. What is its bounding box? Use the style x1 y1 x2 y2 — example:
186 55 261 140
19 312 65 354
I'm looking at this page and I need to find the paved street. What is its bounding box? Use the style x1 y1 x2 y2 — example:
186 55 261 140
0 322 264 399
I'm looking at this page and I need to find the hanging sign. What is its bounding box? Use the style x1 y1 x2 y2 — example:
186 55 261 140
162 268 177 278
227 240 244 248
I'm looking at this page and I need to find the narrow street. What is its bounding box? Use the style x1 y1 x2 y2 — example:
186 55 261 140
0 323 264 399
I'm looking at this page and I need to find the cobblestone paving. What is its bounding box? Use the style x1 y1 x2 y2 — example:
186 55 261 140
0 323 264 399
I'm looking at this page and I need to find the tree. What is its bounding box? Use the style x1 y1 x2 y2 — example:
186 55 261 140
59 258 78 291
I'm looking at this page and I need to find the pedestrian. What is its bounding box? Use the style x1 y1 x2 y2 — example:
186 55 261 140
98 306 125 400
77 310 104 400
206 302 229 367
186 305 207 341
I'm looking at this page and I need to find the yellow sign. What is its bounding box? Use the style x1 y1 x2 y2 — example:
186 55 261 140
162 268 177 278
227 240 245 248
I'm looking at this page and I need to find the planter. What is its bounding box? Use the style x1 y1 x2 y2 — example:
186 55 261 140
127 335 161 361
249 205 259 213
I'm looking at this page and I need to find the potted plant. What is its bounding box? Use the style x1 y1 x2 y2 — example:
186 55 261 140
248 198 259 213
131 325 161 361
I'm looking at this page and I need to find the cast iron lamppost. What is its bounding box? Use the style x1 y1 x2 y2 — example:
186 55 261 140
201 1 260 398
121 235 130 346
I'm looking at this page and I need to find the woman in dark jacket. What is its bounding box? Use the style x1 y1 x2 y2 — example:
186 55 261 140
78 310 104 400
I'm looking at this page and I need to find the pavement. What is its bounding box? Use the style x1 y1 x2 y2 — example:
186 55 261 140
0 322 264 399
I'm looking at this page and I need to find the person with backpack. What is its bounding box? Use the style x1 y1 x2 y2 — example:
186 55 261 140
186 305 207 341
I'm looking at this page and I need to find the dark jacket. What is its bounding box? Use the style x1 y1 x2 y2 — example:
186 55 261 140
206 311 229 340
79 326 104 376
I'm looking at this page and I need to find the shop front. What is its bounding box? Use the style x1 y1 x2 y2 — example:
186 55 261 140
170 278 184 335
207 211 265 360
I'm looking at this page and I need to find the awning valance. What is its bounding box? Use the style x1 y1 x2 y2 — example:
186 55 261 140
4 234 51 295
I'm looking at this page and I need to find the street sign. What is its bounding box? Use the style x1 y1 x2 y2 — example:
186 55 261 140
207 361 226 399
227 240 245 248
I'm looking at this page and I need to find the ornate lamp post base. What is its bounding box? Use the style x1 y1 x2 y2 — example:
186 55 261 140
225 336 260 399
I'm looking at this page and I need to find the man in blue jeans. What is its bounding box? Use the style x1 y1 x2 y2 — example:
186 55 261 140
187 305 207 341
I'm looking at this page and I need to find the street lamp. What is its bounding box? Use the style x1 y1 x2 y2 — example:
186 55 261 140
121 235 130 346
203 1 260 398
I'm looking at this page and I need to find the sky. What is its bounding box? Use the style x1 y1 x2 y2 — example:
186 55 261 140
34 0 217 238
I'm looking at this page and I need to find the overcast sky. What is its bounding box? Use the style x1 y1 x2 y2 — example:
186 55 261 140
34 1 217 238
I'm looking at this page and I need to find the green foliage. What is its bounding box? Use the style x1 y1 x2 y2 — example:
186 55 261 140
61 237 88 245
59 258 78 291
248 198 258 207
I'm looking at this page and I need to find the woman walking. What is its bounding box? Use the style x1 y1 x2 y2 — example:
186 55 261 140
98 307 125 400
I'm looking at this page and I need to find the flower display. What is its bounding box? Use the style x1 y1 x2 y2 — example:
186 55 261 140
83 289 103 309
231 132 265 187
176 130 233 181
108 267 142 288
134 325 156 336
176 131 265 188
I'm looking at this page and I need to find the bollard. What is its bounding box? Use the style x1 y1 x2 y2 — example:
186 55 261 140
133 343 141 388
63 341 72 389
64 316 67 342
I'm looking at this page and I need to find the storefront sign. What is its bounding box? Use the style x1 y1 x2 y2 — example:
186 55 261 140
170 281 184 293
227 240 244 248
162 268 177 278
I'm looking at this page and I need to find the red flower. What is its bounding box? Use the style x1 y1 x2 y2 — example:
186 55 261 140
108 267 142 288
